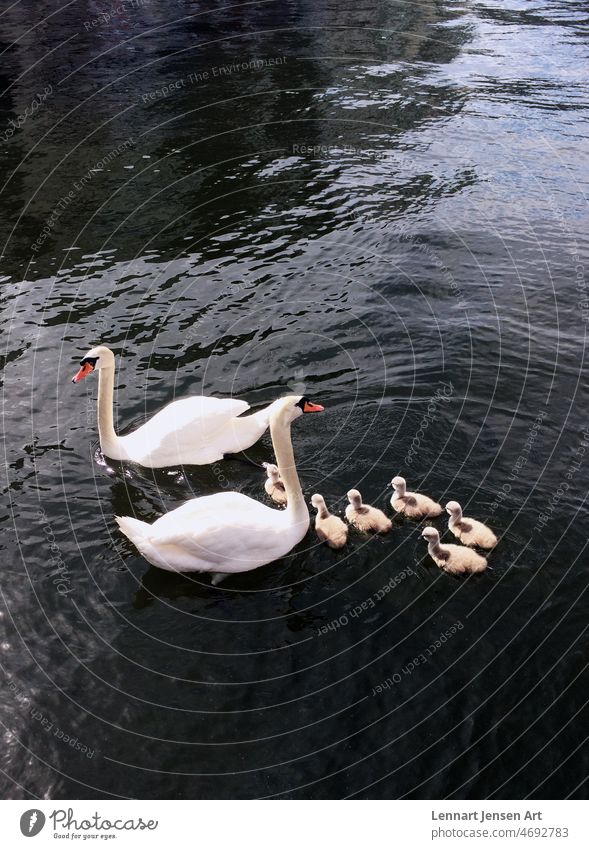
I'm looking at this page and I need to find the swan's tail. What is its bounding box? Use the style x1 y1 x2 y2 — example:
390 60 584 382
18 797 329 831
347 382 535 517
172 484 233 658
115 515 179 573
115 515 153 553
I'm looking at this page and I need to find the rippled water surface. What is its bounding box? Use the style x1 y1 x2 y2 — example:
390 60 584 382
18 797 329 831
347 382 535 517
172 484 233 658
1 0 589 799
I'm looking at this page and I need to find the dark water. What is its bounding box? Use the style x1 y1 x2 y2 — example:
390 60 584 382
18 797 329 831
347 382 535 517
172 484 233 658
1 0 588 800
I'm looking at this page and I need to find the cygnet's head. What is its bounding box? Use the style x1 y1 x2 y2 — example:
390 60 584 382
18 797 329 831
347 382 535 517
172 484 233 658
446 500 461 516
391 476 406 491
347 489 362 509
421 527 440 544
311 493 326 511
263 462 280 483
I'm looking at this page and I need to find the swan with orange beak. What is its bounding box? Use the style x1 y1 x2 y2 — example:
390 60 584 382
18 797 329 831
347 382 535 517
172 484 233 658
72 344 322 467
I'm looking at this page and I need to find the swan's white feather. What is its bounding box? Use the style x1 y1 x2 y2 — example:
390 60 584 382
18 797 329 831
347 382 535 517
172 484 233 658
119 396 250 465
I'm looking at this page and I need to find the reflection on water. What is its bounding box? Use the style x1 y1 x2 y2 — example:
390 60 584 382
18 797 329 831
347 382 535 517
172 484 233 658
1 0 588 799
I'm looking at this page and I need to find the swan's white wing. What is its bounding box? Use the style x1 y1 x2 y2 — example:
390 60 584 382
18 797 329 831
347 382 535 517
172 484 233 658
121 396 250 465
149 492 299 573
133 395 250 435
152 492 271 530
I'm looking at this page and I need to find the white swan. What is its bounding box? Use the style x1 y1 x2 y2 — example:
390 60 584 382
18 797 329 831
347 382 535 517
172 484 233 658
345 489 392 534
311 494 348 549
446 501 497 548
72 345 289 467
115 395 324 581
390 476 442 519
262 462 287 505
421 527 487 575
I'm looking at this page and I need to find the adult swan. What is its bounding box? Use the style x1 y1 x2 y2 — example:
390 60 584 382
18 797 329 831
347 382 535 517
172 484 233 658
72 344 290 467
115 395 324 582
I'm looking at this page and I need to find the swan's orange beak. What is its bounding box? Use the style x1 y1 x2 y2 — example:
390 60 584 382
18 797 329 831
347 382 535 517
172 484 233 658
303 401 324 413
72 362 94 383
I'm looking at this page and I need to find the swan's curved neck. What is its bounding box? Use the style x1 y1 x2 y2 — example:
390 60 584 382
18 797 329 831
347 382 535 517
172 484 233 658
96 366 120 457
251 399 283 428
395 483 406 497
429 538 442 557
270 415 308 525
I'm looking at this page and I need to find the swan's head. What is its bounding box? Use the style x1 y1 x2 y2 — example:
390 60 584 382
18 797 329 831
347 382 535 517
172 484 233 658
72 345 114 383
347 489 362 509
446 500 462 517
263 462 280 483
271 395 324 425
391 476 406 492
421 527 440 545
311 493 326 511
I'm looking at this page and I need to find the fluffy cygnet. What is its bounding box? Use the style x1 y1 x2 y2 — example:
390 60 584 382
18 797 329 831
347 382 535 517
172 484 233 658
263 462 287 505
390 476 442 519
446 501 497 548
421 527 487 575
311 494 348 549
345 489 392 534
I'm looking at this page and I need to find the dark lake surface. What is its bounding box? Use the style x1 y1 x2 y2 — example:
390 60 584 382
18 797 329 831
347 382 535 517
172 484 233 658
1 0 588 799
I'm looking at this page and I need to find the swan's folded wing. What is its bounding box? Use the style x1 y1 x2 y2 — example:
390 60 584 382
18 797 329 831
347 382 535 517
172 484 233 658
122 396 250 464
146 396 250 433
148 492 288 570
152 528 283 567
153 492 267 529
151 519 288 572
